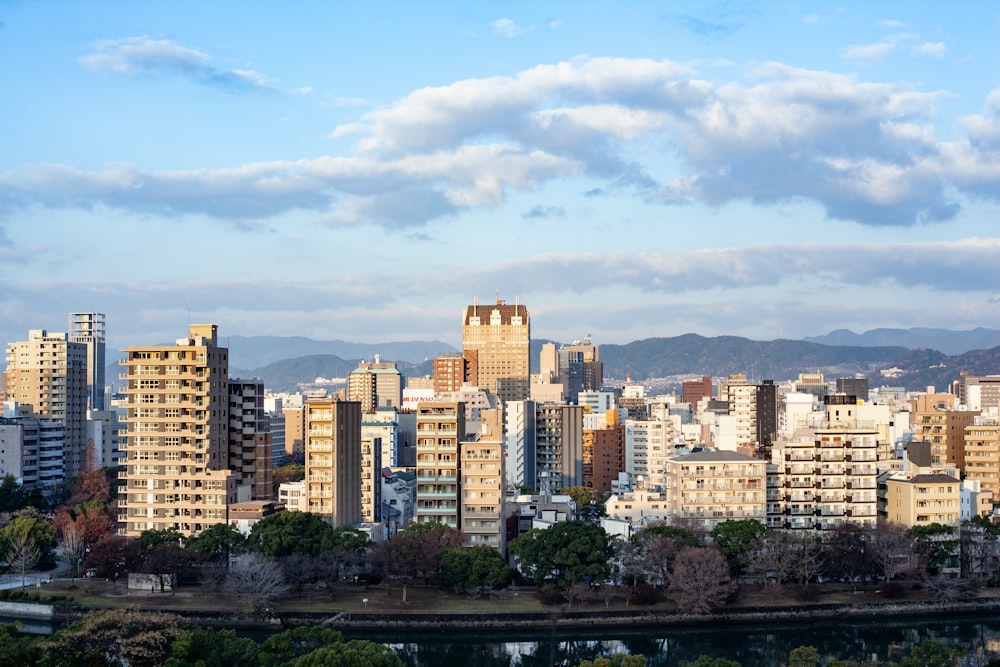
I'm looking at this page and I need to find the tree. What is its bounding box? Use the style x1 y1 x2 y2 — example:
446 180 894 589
59 522 87 578
788 645 822 667
821 524 875 588
289 640 403 667
670 547 735 614
247 511 336 558
640 524 698 549
439 545 511 595
960 518 1000 579
185 522 245 563
562 486 607 521
142 543 202 591
54 501 113 550
66 467 112 507
709 519 770 578
257 627 345 667
508 520 611 589
84 534 144 579
367 522 461 602
225 552 287 614
909 523 958 577
897 639 963 667
577 656 648 667
0 511 57 571
677 657 739 667
136 527 184 554
37 609 188 667
749 531 821 586
0 475 29 513
4 533 39 588
165 627 258 667
869 522 913 581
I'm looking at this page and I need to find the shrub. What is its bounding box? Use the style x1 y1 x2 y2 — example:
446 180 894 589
631 584 661 606
795 584 820 602
537 587 566 605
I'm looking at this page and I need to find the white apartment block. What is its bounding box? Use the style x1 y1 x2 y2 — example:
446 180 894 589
666 449 767 533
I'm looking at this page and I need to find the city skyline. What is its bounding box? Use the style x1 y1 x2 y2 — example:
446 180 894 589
2 2 999 351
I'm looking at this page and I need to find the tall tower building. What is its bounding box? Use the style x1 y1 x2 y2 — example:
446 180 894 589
415 402 466 529
535 403 584 493
304 398 361 526
229 379 273 500
119 324 237 537
69 312 107 411
462 296 530 405
461 407 504 548
4 329 88 478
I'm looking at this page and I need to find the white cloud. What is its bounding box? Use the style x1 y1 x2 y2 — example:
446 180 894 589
6 57 1000 229
79 36 275 92
841 41 896 62
912 42 947 58
493 18 532 37
291 86 314 95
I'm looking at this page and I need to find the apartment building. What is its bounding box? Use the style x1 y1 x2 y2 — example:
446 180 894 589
69 312 107 411
304 398 361 526
461 408 504 548
118 324 238 537
0 416 63 489
504 400 536 491
347 359 402 412
360 432 382 525
415 402 466 529
882 472 960 527
769 395 879 531
582 409 625 494
282 405 305 461
229 379 273 500
3 329 88 478
535 403 584 494
964 412 1000 505
911 397 979 470
665 449 767 533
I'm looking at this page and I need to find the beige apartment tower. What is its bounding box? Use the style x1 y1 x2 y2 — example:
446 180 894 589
304 398 361 526
462 297 530 404
3 329 89 479
461 408 504 548
119 325 237 537
415 402 466 529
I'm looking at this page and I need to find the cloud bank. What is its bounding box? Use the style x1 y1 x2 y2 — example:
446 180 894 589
4 56 999 229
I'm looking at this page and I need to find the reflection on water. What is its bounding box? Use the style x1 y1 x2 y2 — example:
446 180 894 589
350 614 1000 666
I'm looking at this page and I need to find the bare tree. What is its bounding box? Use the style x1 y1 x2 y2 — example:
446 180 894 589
5 533 40 588
59 522 87 579
226 552 287 614
869 522 913 581
670 547 736 614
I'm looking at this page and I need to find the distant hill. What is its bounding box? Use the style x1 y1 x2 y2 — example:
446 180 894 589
598 334 910 383
224 335 457 369
803 328 1000 356
108 330 1000 395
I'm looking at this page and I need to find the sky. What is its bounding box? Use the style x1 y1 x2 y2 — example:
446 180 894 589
1 1 999 352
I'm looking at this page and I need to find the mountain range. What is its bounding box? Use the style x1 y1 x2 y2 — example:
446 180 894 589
211 328 1000 394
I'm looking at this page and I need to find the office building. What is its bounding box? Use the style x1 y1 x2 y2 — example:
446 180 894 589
583 409 625 494
229 379 273 500
535 403 584 493
347 359 403 412
462 297 530 404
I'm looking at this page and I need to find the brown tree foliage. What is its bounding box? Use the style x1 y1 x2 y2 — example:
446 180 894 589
368 523 461 602
671 547 736 614
84 535 144 579
37 609 188 667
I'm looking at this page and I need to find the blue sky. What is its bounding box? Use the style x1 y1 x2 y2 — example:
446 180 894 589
1 1 999 351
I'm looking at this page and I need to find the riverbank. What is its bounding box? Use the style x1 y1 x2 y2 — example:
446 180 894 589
36 579 1000 634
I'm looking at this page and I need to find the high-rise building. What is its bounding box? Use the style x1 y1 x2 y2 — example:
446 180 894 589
755 380 778 455
504 400 536 491
462 297 530 404
836 376 869 402
535 403 584 493
229 379 273 500
304 398 362 526
119 324 238 537
347 359 403 412
69 312 107 410
461 408 504 548
432 354 469 394
583 409 625 494
964 412 1000 506
415 402 466 528
360 432 382 525
282 405 305 461
0 416 64 489
4 329 89 478
912 400 979 470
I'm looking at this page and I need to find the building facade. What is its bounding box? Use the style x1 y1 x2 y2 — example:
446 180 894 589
415 402 466 528
118 324 238 537
304 398 362 526
461 297 530 404
69 312 107 411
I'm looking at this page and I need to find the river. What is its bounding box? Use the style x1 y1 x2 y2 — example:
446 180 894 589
347 613 1000 666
